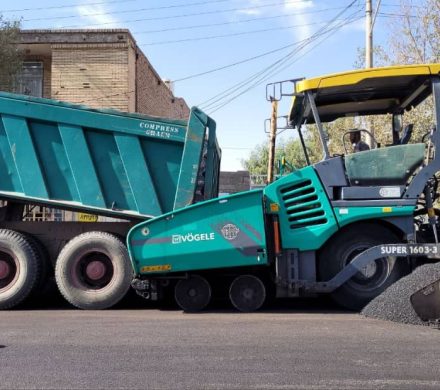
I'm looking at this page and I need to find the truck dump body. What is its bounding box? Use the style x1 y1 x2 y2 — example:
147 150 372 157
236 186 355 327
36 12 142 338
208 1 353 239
0 92 220 219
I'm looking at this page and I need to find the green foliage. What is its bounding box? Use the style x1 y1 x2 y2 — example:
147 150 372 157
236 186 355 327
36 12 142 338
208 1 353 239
0 16 22 92
242 128 322 178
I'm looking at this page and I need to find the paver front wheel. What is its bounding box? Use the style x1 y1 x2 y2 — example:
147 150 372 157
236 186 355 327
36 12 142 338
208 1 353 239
55 232 132 310
229 275 266 312
175 275 211 312
319 224 408 311
0 229 40 309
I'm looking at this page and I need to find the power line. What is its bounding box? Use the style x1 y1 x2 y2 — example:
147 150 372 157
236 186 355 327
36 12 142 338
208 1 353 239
201 4 361 113
58 5 352 31
195 18 351 109
171 10 359 83
21 0 234 21
140 19 342 46
173 34 326 83
380 2 426 9
208 16 361 114
133 8 344 36
378 12 417 18
79 5 362 107
2 0 137 13
202 9 361 111
204 7 362 111
77 1 361 108
59 4 354 32
23 0 311 22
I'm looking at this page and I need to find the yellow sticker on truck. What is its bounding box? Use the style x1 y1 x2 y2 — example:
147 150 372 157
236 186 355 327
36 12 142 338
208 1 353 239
141 264 172 273
78 213 98 222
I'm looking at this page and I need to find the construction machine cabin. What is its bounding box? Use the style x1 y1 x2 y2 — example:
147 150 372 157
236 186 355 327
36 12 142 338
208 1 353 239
128 64 440 316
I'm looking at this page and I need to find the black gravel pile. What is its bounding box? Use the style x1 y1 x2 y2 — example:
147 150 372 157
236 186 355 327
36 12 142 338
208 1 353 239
362 262 440 326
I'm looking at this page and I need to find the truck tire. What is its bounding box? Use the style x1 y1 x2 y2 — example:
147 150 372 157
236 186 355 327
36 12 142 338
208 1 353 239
55 232 132 310
0 229 40 309
318 224 408 311
25 234 51 297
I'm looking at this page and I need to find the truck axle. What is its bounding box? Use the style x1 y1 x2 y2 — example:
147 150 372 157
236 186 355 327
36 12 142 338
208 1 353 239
0 260 11 280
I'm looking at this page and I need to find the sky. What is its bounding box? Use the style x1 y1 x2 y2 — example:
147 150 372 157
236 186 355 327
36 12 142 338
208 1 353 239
2 0 394 171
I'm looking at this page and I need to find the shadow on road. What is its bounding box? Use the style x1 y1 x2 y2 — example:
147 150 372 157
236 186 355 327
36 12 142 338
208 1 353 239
18 285 351 315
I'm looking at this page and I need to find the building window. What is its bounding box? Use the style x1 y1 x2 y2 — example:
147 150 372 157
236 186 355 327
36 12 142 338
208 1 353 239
16 62 43 97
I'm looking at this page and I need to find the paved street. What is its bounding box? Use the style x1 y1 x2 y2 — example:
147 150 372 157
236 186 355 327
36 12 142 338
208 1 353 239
1 300 440 390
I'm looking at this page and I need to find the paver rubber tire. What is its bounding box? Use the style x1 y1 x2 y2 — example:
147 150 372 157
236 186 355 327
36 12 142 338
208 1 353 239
229 275 266 312
318 224 408 311
55 231 133 310
0 229 40 310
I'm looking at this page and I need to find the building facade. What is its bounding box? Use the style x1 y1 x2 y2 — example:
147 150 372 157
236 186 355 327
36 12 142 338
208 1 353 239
17 29 189 120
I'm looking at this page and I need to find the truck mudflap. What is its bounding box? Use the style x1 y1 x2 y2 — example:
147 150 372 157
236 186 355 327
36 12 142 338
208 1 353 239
299 243 440 293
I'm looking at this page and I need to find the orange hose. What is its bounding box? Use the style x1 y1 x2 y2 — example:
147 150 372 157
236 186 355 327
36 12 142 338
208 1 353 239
273 219 281 255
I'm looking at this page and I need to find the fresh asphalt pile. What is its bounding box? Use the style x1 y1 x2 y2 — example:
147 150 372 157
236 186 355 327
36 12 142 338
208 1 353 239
362 262 440 326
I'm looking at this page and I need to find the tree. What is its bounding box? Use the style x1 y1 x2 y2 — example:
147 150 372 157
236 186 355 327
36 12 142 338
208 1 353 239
0 16 22 92
242 129 322 181
389 0 440 64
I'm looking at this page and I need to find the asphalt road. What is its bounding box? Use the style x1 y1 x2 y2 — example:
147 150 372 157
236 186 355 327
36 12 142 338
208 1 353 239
1 301 440 390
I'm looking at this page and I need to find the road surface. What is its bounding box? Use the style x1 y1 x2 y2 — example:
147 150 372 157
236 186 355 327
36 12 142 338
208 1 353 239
1 302 440 389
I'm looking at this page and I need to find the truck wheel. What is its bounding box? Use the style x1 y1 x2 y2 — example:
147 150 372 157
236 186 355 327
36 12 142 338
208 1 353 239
0 229 40 309
55 232 132 310
319 224 408 311
229 275 266 312
175 275 211 312
25 235 51 297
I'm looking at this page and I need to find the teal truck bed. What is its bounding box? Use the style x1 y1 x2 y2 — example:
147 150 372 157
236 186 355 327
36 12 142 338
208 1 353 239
0 92 220 219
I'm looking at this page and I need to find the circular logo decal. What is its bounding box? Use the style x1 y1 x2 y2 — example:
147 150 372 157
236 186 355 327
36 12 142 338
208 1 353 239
221 224 240 240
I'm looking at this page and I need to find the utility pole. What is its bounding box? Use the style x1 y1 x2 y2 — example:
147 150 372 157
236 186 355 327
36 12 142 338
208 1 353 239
365 0 373 68
365 0 378 147
267 98 278 184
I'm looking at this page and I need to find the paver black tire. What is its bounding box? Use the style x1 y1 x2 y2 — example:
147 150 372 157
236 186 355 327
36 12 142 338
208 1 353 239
0 229 40 309
55 232 132 310
319 224 408 311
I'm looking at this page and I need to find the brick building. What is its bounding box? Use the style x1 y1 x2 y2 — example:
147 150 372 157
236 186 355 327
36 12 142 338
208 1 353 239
17 29 189 120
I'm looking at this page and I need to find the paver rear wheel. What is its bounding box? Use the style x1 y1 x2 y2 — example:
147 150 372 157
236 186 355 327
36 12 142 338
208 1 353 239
0 229 40 309
55 232 132 310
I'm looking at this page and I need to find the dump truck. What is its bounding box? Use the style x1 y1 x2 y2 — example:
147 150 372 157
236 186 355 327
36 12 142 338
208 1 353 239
0 92 220 310
127 64 440 316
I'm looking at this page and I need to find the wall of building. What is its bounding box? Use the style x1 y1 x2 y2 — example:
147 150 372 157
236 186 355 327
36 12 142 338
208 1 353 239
51 43 131 112
135 51 189 120
219 171 251 194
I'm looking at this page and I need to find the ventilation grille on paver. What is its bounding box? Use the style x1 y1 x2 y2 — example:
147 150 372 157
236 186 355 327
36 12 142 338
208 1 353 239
280 179 327 229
